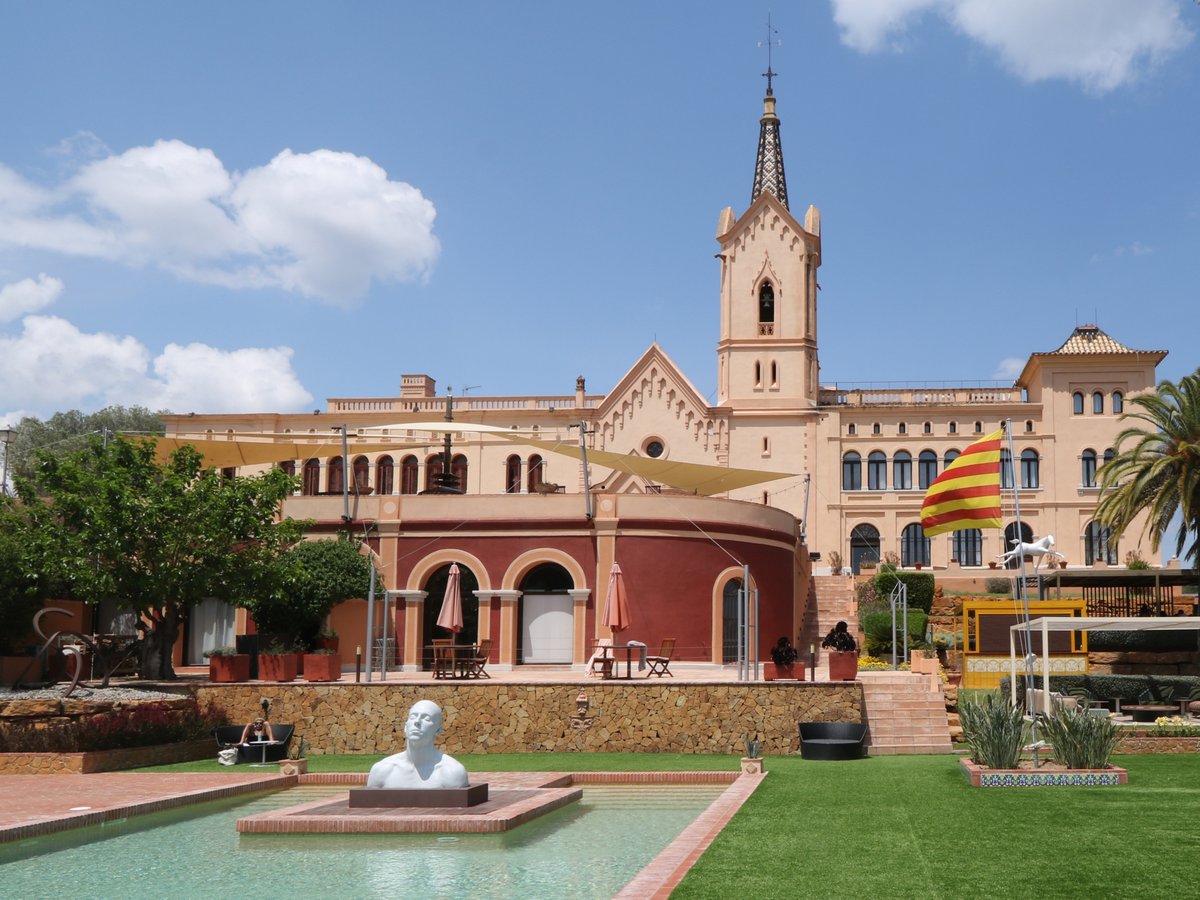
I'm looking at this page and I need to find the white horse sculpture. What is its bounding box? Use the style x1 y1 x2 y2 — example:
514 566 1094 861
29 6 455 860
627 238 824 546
996 534 1066 570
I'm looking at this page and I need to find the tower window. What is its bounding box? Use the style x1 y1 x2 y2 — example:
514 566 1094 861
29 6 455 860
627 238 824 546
1093 391 1104 414
1073 392 1084 415
848 423 857 436
949 421 958 435
758 282 775 323
872 423 881 435
1112 391 1124 413
923 422 932 435
769 361 778 388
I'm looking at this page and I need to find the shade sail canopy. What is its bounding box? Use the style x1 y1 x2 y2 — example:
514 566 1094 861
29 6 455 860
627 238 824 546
501 435 796 496
1013 616 1200 634
148 437 417 469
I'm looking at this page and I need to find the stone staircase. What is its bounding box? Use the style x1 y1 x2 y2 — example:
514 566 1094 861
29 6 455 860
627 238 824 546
801 575 859 654
859 672 955 755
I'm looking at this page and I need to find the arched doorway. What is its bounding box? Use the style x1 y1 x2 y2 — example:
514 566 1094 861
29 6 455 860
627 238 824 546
421 563 480 670
850 523 881 574
518 563 574 664
722 578 743 664
1003 522 1034 569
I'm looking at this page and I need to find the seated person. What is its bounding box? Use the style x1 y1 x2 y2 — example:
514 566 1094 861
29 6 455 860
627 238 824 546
238 717 275 746
821 620 858 653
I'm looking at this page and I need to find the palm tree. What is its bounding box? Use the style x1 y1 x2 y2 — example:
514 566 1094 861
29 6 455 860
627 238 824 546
1096 370 1200 565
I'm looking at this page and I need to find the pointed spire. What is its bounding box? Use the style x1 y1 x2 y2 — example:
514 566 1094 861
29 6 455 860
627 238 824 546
751 19 789 210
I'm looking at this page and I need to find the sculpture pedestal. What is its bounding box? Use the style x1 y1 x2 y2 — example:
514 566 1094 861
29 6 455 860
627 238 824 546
348 784 489 808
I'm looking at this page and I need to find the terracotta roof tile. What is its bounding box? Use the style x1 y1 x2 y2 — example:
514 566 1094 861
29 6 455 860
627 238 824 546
1050 325 1147 355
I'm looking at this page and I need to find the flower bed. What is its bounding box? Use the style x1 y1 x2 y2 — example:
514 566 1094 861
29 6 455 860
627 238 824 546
959 758 1128 788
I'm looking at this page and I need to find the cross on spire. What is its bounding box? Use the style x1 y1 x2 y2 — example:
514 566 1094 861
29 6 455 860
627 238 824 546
758 14 781 95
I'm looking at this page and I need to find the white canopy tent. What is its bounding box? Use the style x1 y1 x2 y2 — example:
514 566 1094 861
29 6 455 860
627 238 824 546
1009 616 1200 713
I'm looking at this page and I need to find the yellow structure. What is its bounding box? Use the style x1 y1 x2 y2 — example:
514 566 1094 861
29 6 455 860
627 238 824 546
961 598 1088 689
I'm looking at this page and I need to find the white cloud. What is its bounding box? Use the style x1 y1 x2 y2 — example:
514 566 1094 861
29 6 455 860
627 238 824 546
1090 240 1156 263
831 0 1193 92
0 313 313 417
0 274 63 323
991 356 1025 381
0 141 440 304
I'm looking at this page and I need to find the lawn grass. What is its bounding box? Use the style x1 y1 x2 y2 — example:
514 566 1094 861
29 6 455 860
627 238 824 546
139 751 1200 898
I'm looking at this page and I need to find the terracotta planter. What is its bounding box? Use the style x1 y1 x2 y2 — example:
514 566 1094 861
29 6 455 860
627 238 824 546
764 661 804 681
315 636 339 653
208 654 250 683
827 650 858 681
910 655 940 675
279 758 308 776
740 757 764 775
988 562 999 569
303 653 341 682
259 653 297 682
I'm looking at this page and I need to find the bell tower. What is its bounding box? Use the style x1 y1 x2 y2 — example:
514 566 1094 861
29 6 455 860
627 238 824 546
715 70 821 410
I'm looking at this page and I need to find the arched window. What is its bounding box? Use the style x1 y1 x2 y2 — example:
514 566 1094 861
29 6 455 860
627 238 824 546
769 361 778 388
722 578 743 663
867 451 887 490
754 361 762 388
944 449 960 468
527 454 544 492
376 455 394 495
842 452 862 491
1103 447 1115 468
302 459 320 495
1112 391 1124 414
352 455 370 492
1003 522 1034 569
953 529 983 567
1073 392 1084 415
974 421 983 434
424 453 443 491
999 449 1013 490
758 282 775 323
1020 449 1039 489
848 423 856 436
901 523 930 567
893 451 912 491
918 451 938 490
505 454 522 493
400 455 418 494
451 454 468 491
278 460 296 478
1025 420 1034 433
850 523 880 573
327 456 344 495
1084 521 1118 565
1081 449 1097 488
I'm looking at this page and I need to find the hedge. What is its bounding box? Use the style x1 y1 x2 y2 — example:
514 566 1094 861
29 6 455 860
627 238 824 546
1001 674 1200 704
1087 630 1200 652
872 570 935 613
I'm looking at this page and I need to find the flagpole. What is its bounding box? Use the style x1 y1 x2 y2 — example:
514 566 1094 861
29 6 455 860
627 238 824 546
1006 419 1039 749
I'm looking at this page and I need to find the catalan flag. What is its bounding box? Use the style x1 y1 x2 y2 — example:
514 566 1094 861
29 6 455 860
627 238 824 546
920 428 1004 537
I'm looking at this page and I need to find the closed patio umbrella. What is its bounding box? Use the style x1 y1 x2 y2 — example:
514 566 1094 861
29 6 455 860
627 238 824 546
601 563 631 635
436 563 464 634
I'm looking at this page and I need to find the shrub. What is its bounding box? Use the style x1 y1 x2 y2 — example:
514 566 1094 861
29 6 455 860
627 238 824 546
873 571 935 613
1125 550 1151 570
0 698 225 753
1038 702 1120 769
1087 629 1200 652
984 576 1013 596
960 694 1027 769
204 646 238 658
861 610 927 655
1004 674 1200 705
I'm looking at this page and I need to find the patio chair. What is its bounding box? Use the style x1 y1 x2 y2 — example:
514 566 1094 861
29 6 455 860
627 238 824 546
456 638 492 679
212 723 294 763
432 642 455 679
587 639 614 678
645 638 675 677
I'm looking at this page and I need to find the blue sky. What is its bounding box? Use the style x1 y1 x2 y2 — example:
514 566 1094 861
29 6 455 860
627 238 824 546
1 0 1197 427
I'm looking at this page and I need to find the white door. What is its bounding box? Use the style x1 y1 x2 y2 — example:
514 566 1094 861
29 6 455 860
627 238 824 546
521 593 573 663
187 598 237 665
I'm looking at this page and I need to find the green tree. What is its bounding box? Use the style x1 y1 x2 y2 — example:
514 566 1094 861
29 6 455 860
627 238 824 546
7 405 166 486
245 534 375 650
1096 370 1200 565
0 500 51 655
16 436 303 679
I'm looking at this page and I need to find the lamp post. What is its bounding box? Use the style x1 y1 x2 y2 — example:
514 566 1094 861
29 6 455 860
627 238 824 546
0 427 16 496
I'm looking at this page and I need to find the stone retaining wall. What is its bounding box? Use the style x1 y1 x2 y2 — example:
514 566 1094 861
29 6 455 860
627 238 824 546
0 739 213 774
1115 735 1200 754
194 682 862 756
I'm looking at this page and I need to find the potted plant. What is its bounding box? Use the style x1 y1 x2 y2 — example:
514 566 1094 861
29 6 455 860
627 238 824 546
259 641 298 682
314 628 339 652
765 637 801 680
740 733 764 775
303 647 341 682
910 646 941 675
205 646 249 683
279 735 310 776
822 621 859 681
828 550 844 576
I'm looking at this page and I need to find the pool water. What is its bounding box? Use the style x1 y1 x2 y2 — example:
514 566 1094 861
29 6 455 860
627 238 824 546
0 783 725 899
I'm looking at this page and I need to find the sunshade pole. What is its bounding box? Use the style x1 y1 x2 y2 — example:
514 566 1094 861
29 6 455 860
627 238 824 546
364 563 376 682
339 424 350 524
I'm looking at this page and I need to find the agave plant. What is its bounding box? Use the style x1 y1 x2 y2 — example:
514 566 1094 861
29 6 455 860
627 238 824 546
1038 703 1120 770
959 694 1027 769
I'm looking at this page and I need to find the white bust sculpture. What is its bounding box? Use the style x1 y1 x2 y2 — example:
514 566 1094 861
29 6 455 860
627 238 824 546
366 699 469 789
